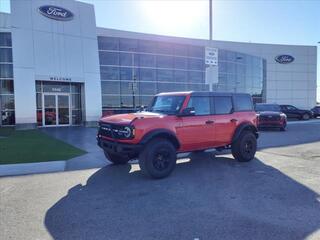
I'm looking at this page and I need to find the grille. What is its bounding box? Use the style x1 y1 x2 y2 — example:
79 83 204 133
260 115 281 121
99 123 132 139
99 123 113 138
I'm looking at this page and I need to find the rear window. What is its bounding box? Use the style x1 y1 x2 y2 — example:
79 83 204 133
214 97 233 114
234 95 253 111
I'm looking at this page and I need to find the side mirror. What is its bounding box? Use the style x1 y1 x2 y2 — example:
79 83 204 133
139 105 146 112
178 107 195 117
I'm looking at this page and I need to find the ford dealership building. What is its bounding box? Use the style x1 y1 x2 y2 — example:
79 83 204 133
0 0 317 128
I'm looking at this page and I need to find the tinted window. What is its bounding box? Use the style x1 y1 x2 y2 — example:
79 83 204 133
119 38 138 51
100 66 119 80
187 97 210 115
174 70 187 83
0 33 12 47
234 95 253 111
214 97 233 114
139 68 156 81
0 64 13 78
139 54 155 67
188 58 204 71
98 37 119 50
157 55 173 68
139 40 156 53
288 105 297 110
157 69 173 82
0 80 14 94
99 52 119 65
119 52 132 66
0 49 13 62
101 81 120 94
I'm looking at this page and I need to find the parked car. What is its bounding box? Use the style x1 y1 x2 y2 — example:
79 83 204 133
311 106 320 118
255 103 287 131
280 105 313 120
97 91 259 179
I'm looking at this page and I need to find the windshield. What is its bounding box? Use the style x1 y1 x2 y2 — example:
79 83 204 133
255 104 281 112
149 95 185 115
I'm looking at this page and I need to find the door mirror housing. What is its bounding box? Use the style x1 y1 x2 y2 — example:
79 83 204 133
178 107 195 117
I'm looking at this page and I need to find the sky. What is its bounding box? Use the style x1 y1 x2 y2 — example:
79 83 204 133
1 0 319 101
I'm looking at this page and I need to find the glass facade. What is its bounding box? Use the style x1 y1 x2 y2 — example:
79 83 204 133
98 36 266 113
98 36 208 113
0 32 15 125
216 49 265 103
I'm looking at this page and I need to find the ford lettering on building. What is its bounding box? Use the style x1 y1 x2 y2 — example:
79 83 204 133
38 5 74 21
275 54 295 64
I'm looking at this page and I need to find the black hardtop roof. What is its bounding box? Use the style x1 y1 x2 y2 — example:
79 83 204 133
190 91 251 97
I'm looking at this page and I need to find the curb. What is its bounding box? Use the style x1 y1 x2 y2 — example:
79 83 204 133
0 161 66 177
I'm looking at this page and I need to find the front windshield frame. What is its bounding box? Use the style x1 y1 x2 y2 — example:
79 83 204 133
255 104 281 112
148 95 186 115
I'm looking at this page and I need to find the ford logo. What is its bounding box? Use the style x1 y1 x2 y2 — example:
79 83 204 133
38 5 74 21
275 55 294 64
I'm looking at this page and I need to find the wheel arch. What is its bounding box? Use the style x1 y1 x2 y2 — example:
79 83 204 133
139 129 180 150
232 123 259 143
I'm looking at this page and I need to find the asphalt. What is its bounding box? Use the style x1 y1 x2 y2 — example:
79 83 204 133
1 120 320 240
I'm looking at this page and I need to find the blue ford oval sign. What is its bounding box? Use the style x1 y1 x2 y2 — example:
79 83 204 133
38 5 74 21
275 55 294 64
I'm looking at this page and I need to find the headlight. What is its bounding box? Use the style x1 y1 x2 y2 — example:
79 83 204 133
113 125 135 139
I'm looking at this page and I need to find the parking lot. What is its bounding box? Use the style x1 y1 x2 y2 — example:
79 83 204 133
1 120 320 240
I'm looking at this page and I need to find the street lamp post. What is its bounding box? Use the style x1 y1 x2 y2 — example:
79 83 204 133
209 0 213 40
131 53 136 110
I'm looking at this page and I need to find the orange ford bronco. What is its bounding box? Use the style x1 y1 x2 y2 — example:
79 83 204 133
97 91 258 178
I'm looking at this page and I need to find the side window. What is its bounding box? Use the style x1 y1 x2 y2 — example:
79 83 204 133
214 96 233 114
287 105 296 110
234 95 253 111
187 97 210 115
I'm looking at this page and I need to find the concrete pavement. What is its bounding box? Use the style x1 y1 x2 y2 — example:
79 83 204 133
0 121 320 240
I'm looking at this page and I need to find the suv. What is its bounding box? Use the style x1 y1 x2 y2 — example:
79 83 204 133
255 103 287 131
97 92 259 178
280 105 313 120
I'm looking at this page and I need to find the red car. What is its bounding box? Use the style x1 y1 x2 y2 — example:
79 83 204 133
97 91 259 178
255 103 287 131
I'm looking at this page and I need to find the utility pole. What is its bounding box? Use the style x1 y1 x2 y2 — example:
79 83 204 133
131 53 136 110
209 0 212 40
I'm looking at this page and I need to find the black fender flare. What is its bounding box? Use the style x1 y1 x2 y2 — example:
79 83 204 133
232 123 259 144
139 129 181 149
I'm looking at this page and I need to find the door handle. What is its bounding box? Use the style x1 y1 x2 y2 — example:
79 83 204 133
205 120 214 124
230 119 238 123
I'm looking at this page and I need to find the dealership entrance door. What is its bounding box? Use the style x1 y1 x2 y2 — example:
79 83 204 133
36 81 83 127
43 94 70 126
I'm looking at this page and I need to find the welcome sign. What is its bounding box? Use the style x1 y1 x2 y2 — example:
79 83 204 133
38 5 74 21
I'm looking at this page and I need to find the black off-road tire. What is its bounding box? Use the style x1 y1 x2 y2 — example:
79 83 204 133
104 151 130 165
139 138 177 179
231 131 257 162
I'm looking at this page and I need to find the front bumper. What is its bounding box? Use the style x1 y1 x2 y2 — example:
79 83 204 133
258 120 285 128
97 137 142 156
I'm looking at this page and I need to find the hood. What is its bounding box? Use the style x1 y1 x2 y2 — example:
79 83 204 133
100 111 163 125
257 111 281 116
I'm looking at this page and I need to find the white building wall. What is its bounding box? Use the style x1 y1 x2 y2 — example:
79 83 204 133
10 0 101 128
